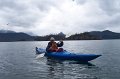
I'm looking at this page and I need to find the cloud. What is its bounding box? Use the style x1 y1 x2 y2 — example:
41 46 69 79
98 0 120 15
0 0 120 35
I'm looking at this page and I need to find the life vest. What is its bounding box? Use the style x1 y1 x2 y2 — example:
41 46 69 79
51 42 58 50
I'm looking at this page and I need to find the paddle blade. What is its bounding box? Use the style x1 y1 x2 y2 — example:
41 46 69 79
36 53 45 59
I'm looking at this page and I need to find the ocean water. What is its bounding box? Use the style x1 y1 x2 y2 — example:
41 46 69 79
0 40 120 79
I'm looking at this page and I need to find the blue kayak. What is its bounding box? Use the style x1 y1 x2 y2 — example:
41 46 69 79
36 47 101 62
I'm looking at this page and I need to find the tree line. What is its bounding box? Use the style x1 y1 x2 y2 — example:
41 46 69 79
33 32 101 41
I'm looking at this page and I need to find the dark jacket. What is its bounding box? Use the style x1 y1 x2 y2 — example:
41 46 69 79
46 41 63 52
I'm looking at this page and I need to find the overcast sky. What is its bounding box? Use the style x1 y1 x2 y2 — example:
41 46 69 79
0 0 120 35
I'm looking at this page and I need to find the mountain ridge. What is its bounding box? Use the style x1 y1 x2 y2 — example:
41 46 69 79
0 30 34 42
89 30 120 39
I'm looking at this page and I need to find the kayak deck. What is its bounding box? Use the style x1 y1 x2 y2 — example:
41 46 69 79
36 47 101 62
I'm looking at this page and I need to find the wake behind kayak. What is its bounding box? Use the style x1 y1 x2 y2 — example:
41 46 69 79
36 47 101 62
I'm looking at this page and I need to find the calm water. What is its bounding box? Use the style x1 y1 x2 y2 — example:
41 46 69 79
0 40 120 79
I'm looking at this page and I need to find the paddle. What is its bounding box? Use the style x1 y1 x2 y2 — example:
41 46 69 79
35 47 45 59
36 53 45 59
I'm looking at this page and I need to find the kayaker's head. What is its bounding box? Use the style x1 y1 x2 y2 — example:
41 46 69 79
50 37 55 42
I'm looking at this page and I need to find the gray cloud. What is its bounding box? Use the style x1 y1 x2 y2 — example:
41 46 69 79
75 0 87 5
0 0 120 35
98 0 120 15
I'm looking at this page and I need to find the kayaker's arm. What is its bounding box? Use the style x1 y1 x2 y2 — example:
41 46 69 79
57 41 64 47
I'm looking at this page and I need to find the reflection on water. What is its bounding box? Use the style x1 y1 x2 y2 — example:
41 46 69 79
46 58 98 79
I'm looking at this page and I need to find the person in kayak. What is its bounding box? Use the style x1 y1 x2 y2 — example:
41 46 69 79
46 37 64 52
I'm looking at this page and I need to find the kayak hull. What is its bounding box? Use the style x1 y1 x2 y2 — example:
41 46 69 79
45 52 101 61
36 47 101 62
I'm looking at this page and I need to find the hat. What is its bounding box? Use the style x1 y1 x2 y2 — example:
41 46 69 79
50 37 55 41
